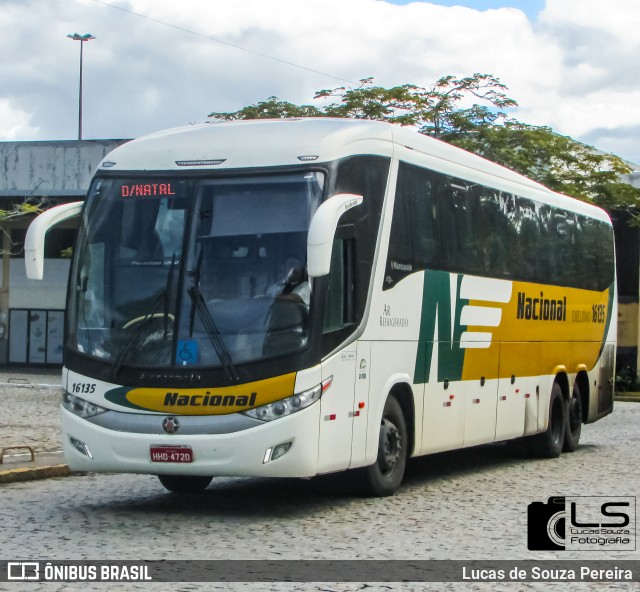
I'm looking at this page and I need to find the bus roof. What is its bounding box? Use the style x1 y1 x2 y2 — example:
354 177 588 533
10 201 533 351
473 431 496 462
98 118 610 224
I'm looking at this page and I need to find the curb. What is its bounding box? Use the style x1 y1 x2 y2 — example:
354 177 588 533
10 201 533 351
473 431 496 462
0 464 71 484
615 392 640 402
0 382 61 390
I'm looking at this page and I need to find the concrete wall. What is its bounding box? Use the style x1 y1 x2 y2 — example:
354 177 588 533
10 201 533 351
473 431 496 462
2 258 70 309
0 139 129 198
0 258 70 365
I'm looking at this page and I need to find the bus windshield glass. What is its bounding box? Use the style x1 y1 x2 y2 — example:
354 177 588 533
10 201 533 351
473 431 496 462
69 172 324 371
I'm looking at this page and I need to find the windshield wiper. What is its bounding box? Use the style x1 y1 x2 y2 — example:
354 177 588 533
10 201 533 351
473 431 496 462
163 253 176 339
110 255 177 381
187 250 240 382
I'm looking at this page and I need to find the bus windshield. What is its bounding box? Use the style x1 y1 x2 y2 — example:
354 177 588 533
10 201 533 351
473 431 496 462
69 171 324 371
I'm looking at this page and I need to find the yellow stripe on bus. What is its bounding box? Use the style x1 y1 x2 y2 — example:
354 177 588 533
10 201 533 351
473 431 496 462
122 372 297 415
461 282 610 381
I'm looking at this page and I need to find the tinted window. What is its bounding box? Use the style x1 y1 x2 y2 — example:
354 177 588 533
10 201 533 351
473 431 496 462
331 155 390 319
386 162 438 287
385 161 614 291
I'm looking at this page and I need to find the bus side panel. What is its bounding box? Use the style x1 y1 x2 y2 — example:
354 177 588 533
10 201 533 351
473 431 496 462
317 346 357 474
421 355 465 455
364 340 423 468
495 344 525 441
462 347 499 447
586 341 616 423
361 272 425 465
586 286 617 423
349 340 372 468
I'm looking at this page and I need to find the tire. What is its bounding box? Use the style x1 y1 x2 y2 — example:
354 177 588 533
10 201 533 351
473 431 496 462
563 382 583 452
529 383 565 458
158 474 213 493
357 397 408 497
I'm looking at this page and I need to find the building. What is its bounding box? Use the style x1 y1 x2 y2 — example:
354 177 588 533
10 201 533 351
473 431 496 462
0 139 129 365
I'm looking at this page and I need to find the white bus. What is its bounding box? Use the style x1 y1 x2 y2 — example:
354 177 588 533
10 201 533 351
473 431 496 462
26 118 616 496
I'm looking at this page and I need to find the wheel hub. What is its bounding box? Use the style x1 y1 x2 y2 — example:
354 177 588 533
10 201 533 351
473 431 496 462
379 418 402 474
568 396 582 432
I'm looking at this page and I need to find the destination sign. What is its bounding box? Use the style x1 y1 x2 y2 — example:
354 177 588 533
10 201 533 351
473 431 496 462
121 183 176 198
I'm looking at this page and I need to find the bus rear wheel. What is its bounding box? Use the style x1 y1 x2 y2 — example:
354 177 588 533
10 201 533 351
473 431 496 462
357 396 407 497
563 382 583 452
529 383 565 458
158 474 213 493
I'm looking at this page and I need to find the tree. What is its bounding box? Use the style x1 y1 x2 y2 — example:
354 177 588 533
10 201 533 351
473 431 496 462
210 73 516 132
0 200 44 223
209 96 322 120
208 74 640 215
450 121 640 215
0 199 45 255
0 198 47 329
314 74 517 137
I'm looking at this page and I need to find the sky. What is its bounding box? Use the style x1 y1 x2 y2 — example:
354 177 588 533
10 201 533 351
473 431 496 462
1 0 639 165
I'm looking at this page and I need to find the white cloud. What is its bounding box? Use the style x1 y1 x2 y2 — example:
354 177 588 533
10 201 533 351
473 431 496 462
541 0 640 45
1 0 639 162
0 99 39 140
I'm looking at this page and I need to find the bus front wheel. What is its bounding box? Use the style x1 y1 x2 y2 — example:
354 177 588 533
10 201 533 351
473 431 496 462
529 383 565 458
357 396 407 497
158 474 213 493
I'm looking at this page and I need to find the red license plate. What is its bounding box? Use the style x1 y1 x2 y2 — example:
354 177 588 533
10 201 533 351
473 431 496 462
150 445 193 463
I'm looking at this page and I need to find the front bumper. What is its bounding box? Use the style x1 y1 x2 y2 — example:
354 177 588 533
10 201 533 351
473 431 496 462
61 404 321 478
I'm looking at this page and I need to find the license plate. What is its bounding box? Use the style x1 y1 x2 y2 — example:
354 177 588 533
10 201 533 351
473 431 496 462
150 445 193 463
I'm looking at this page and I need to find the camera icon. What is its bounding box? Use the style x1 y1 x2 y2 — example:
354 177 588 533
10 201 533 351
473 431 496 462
527 496 566 550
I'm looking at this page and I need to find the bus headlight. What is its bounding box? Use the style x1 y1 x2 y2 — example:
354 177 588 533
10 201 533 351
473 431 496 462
62 392 107 419
244 376 332 422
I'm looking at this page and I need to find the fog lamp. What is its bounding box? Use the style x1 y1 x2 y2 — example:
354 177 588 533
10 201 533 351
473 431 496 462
69 436 93 459
263 441 292 464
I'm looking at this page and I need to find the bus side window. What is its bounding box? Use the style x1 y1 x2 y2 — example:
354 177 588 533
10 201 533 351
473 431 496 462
321 235 357 355
478 189 507 277
385 161 438 287
323 236 355 333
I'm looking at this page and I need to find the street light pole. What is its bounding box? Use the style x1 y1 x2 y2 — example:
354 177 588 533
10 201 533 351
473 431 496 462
67 33 95 141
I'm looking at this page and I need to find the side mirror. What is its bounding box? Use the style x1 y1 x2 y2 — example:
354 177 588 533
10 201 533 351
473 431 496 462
25 201 84 280
307 193 363 278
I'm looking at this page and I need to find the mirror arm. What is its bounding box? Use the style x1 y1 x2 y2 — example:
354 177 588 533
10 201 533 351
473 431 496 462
307 193 363 278
25 201 84 280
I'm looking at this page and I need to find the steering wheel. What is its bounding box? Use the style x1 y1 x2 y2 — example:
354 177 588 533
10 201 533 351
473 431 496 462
122 313 175 330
